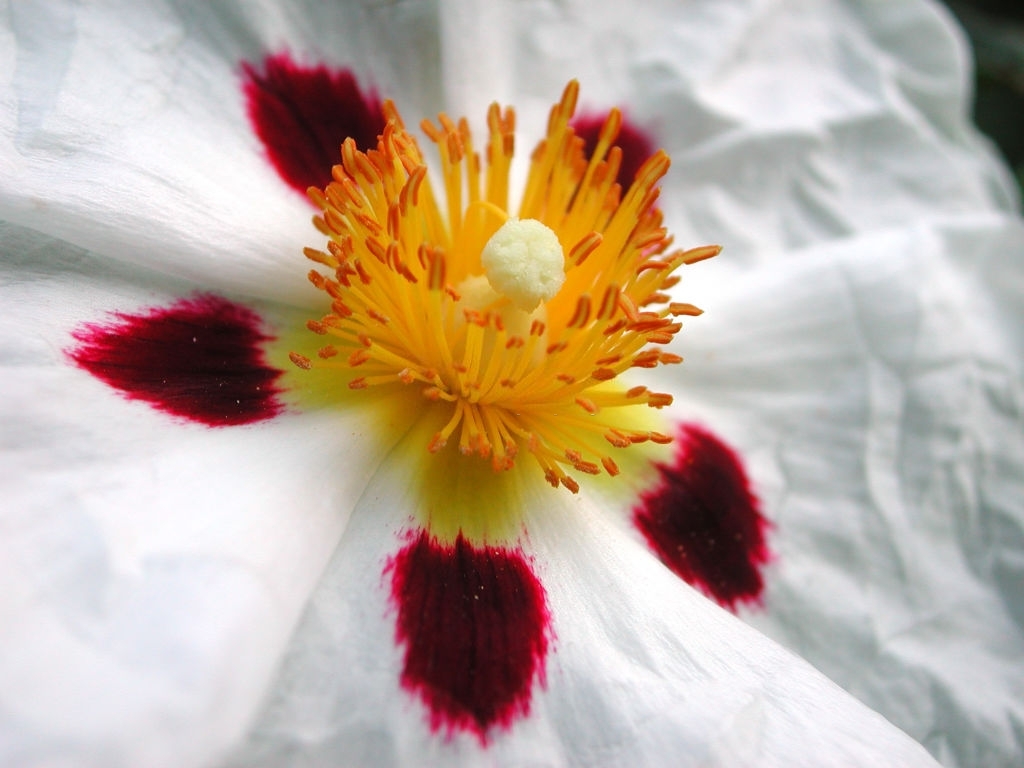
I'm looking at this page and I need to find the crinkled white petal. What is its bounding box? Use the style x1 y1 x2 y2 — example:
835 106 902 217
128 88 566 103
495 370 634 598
644 214 1024 767
227 440 938 767
0 222 410 767
0 0 442 305
436 0 1016 279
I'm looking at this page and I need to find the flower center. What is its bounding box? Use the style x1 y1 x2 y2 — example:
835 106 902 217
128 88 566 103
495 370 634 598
290 81 718 492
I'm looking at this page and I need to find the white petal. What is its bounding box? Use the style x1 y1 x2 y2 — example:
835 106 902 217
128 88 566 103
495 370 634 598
227 434 938 767
655 214 1024 766
0 1 441 304
0 223 410 767
437 0 1016 270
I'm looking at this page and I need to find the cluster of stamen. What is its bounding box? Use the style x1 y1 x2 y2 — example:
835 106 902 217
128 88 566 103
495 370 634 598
291 81 718 492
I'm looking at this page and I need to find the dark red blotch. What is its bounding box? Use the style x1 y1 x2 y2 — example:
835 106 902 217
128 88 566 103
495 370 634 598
242 52 386 195
573 111 655 189
70 294 284 427
634 424 770 610
389 530 550 743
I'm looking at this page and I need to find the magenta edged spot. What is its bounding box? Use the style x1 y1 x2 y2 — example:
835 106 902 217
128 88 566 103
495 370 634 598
69 294 285 427
242 52 386 195
634 424 770 610
573 111 655 189
388 530 551 743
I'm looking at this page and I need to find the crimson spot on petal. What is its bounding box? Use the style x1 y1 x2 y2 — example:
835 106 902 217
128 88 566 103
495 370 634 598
388 530 550 743
70 294 284 427
242 52 386 195
573 111 655 189
634 424 770 611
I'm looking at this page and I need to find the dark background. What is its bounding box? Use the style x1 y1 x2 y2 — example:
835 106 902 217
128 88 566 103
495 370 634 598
946 1 1024 197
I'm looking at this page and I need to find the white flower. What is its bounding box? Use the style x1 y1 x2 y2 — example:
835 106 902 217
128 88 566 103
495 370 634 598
1 1 1021 767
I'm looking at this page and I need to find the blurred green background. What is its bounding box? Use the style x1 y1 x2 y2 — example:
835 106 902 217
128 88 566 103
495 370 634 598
946 0 1024 198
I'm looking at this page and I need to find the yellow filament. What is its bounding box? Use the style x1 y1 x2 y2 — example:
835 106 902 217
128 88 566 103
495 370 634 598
295 80 718 493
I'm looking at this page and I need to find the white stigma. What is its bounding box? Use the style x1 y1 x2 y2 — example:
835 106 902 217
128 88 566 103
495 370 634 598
480 218 565 312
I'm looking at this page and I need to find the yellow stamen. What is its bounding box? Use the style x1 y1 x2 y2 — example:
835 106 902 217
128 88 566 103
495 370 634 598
294 81 718 493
